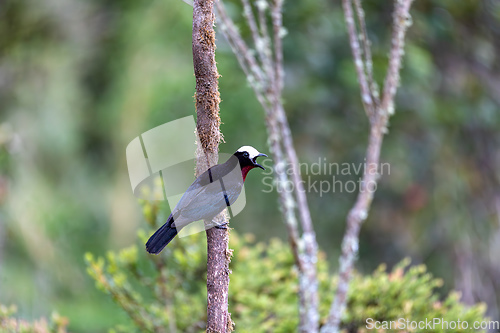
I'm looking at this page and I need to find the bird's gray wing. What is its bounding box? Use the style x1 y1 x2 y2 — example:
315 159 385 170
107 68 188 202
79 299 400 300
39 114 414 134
170 163 224 216
172 155 238 210
172 167 243 228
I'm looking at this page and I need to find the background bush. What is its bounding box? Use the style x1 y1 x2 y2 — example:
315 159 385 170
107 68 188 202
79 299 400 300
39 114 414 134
83 201 488 332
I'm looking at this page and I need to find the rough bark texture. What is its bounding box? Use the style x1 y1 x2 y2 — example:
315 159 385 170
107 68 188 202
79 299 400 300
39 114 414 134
192 0 232 332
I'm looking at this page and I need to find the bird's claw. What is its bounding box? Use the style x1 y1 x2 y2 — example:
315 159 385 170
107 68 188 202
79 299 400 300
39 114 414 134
215 222 229 230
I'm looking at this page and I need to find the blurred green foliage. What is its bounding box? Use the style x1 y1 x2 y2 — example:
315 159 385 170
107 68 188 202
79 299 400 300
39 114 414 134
0 0 499 331
85 225 487 332
0 304 68 333
82 200 488 332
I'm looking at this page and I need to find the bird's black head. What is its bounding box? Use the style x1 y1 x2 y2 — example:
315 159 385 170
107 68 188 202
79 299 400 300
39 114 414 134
234 146 268 173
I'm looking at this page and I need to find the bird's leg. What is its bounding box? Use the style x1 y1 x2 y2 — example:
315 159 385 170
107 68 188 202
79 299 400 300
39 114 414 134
214 222 229 229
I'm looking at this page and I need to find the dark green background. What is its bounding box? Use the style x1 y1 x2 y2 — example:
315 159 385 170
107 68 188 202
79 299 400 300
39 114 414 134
0 0 499 331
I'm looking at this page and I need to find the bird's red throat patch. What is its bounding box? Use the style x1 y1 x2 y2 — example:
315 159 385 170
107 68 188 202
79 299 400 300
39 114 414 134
241 165 255 181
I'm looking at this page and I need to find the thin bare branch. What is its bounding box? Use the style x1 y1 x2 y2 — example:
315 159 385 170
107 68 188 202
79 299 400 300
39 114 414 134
257 0 269 42
271 0 284 94
267 113 302 267
215 1 266 85
320 125 383 333
270 0 319 330
277 105 320 333
256 0 276 89
241 0 267 69
215 0 301 276
381 0 414 117
342 0 375 121
321 1 414 332
353 0 379 105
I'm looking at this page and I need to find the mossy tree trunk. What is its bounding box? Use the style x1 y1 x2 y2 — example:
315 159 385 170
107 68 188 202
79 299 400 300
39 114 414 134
192 0 233 331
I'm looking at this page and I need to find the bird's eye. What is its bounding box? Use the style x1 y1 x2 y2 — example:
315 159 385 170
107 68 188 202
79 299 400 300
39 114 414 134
243 152 249 158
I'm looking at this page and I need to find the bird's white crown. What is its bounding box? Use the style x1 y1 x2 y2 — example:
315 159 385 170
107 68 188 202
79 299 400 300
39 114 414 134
236 145 262 159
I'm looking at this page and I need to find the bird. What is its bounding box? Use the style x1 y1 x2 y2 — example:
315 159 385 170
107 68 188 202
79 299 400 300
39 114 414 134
146 145 267 254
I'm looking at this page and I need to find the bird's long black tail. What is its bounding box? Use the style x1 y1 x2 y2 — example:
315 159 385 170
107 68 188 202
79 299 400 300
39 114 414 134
146 215 178 254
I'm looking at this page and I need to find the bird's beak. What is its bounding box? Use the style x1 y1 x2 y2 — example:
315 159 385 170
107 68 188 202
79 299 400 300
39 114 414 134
253 153 268 170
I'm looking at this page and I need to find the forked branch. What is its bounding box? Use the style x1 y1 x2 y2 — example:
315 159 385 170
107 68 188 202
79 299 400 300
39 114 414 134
321 1 415 332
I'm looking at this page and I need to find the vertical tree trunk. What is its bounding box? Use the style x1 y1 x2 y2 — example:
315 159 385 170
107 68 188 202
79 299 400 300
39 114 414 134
192 0 232 332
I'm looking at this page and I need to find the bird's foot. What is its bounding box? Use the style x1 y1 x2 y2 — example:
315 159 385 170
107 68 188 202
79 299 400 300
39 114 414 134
215 222 229 229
